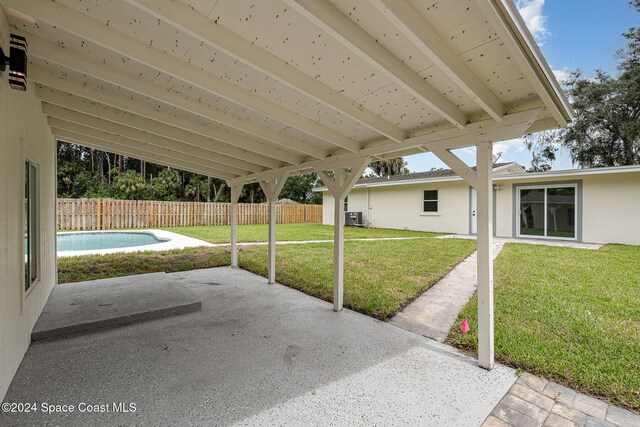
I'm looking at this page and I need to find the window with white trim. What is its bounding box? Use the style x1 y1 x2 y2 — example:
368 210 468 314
24 160 39 291
422 190 438 213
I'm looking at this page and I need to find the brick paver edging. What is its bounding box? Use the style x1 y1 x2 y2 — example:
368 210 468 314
483 373 639 427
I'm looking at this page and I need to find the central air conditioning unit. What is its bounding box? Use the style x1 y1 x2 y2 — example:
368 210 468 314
344 211 363 227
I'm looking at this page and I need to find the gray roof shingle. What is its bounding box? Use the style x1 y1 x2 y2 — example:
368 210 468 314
354 162 514 185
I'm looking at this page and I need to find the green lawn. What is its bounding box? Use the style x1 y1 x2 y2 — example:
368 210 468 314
238 238 476 320
57 235 474 321
58 246 230 284
447 243 640 412
166 223 443 244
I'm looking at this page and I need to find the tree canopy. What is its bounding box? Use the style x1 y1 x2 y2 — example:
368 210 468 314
56 141 322 203
526 1 640 170
368 158 410 177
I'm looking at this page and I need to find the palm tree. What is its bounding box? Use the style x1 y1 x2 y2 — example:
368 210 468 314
369 158 409 177
114 169 146 199
185 175 209 202
158 168 181 199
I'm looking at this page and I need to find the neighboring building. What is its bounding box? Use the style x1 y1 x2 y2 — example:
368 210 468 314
316 163 640 245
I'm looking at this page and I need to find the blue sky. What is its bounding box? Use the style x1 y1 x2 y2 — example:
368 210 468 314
404 0 638 173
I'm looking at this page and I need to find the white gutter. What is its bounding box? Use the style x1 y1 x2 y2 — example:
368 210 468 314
313 165 640 192
494 165 640 180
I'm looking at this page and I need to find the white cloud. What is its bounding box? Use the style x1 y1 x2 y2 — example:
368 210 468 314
493 138 527 159
516 0 549 42
552 68 571 84
455 138 527 162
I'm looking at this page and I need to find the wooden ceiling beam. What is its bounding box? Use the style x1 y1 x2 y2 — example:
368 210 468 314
285 0 469 129
31 66 305 166
230 108 542 185
370 0 506 121
52 128 238 179
42 104 263 174
25 35 329 159
6 0 361 152
127 0 406 143
36 86 283 170
474 0 571 126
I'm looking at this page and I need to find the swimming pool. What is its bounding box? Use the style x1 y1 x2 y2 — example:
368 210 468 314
57 231 169 252
56 230 213 257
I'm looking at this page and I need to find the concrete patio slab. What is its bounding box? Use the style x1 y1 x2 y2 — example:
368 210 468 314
3 267 516 426
31 273 202 341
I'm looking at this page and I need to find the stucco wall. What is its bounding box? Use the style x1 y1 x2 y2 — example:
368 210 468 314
323 180 471 234
581 173 640 244
322 171 640 245
322 189 371 226
495 172 640 244
0 10 57 400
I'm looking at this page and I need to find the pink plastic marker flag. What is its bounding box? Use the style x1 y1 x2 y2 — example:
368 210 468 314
461 318 470 333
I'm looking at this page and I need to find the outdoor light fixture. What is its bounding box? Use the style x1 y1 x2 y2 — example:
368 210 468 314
493 185 503 191
0 34 28 91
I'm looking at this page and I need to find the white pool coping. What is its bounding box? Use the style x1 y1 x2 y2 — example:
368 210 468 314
57 229 213 258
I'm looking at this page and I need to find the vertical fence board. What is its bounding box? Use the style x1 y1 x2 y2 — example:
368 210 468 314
56 198 323 230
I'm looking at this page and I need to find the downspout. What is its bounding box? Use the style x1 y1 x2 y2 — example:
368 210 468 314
367 187 371 228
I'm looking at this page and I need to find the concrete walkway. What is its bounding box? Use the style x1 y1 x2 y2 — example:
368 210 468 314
389 240 505 341
2 267 516 426
437 234 603 250
389 236 602 342
211 235 434 247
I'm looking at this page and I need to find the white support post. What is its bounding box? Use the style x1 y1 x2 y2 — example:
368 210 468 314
315 156 371 312
229 183 242 268
476 141 494 370
267 197 277 283
333 171 345 311
259 173 289 284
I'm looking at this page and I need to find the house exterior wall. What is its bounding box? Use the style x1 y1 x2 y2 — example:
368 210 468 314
0 9 57 400
321 171 640 245
582 173 640 244
323 180 471 234
322 190 371 226
496 172 640 245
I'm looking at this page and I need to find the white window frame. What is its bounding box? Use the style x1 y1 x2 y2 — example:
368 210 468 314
516 183 578 241
421 188 439 216
24 158 40 297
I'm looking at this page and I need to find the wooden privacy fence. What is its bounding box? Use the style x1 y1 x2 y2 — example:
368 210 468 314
57 198 322 231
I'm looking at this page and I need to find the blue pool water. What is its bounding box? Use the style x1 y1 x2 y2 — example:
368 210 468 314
57 232 167 252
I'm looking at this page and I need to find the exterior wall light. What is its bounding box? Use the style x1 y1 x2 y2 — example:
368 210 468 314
0 34 28 91
493 185 503 191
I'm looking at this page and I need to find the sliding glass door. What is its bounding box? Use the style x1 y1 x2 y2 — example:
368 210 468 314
518 184 577 240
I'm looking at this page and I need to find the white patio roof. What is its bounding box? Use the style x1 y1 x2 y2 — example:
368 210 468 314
1 0 575 371
2 0 571 183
